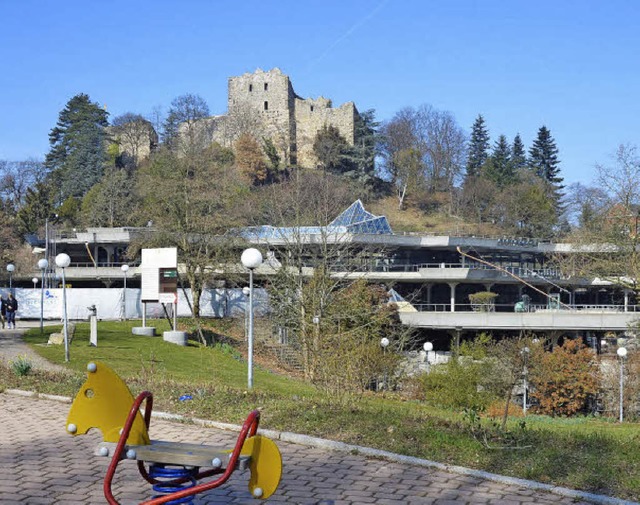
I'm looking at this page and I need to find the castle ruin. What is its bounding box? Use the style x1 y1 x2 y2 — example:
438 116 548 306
213 68 359 168
112 68 360 169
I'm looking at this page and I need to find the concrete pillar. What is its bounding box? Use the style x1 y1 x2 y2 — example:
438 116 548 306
517 285 524 297
484 283 494 292
448 327 463 358
624 289 630 312
426 284 432 309
449 283 458 312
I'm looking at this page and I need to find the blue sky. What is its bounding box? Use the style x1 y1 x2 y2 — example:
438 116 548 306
1 0 638 185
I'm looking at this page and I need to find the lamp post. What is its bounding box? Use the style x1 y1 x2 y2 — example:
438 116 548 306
32 277 38 290
423 341 433 373
521 346 530 415
617 347 627 422
241 248 263 390
380 337 390 390
242 286 250 340
37 258 48 334
121 264 129 321
6 264 15 294
55 253 71 362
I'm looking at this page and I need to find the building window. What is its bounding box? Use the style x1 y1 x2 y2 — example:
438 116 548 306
249 84 253 92
310 105 314 112
264 82 268 91
264 101 268 111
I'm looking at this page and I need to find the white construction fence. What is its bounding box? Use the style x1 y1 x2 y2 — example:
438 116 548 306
6 287 269 322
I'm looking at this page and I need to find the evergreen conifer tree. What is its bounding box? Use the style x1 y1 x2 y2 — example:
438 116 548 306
485 135 514 187
511 133 527 171
44 94 109 202
466 114 490 177
529 126 561 183
529 126 564 213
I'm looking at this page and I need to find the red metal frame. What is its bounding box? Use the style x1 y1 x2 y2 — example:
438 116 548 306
103 390 261 505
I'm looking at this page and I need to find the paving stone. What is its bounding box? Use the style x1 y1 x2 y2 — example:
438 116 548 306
0 392 629 504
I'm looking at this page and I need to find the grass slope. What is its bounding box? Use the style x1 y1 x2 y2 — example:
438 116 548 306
2 320 638 501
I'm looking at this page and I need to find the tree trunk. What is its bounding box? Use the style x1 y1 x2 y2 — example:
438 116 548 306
501 384 514 431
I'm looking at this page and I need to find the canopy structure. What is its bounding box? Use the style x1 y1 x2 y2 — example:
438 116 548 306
242 200 392 240
328 200 393 234
387 288 417 312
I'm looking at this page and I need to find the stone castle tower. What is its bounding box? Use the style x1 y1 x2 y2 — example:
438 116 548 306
214 68 359 168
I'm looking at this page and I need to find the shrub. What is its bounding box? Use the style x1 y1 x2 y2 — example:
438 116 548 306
468 291 498 312
10 356 33 377
421 359 496 411
484 399 524 418
529 339 599 416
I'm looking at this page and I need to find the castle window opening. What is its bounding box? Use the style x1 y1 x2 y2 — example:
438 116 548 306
264 82 268 91
264 101 268 111
249 84 253 92
310 105 314 112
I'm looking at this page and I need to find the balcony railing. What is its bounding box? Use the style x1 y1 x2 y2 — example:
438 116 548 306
411 303 640 313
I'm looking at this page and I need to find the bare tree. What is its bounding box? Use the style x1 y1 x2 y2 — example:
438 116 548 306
555 144 640 294
82 167 137 227
111 113 158 171
251 171 412 384
381 105 466 210
163 94 213 156
0 159 46 213
219 102 265 148
595 144 640 210
136 143 247 320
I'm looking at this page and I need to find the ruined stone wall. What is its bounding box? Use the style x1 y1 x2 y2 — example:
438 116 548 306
223 68 296 165
107 120 158 167
294 97 357 168
187 68 359 168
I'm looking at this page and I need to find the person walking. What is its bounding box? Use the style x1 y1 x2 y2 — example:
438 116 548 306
0 294 6 329
6 293 18 329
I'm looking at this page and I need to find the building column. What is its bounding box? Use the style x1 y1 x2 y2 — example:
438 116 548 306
448 327 463 358
426 283 432 310
624 289 630 312
449 283 458 312
484 283 494 292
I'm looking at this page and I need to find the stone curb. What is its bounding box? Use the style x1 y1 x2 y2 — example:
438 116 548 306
4 389 636 505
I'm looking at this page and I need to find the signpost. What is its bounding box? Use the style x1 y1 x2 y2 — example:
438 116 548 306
133 248 184 343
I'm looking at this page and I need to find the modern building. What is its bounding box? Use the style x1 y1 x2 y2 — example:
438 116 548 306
25 201 639 347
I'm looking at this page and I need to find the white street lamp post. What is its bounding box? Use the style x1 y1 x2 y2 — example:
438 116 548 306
242 286 250 340
380 337 390 390
37 258 48 335
121 264 129 321
6 263 15 294
55 254 71 362
423 341 433 373
241 248 263 390
617 347 627 422
32 277 38 290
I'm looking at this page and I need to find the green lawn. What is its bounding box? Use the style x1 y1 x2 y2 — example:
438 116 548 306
2 320 639 501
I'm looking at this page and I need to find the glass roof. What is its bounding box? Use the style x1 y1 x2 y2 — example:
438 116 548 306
242 200 392 240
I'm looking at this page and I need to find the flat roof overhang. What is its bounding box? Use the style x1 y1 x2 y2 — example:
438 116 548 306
399 310 639 332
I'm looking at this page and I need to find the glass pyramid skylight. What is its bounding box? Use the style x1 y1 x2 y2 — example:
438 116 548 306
242 200 392 240
329 200 392 234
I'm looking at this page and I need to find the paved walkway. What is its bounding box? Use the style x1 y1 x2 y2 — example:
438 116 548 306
0 321 68 374
0 393 600 505
0 328 628 504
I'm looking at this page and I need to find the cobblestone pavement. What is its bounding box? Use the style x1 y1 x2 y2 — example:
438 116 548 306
0 393 597 505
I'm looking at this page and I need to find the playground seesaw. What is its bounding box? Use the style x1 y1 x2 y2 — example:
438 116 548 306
65 361 282 504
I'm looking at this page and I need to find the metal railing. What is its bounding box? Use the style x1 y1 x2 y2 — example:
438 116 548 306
411 303 640 313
